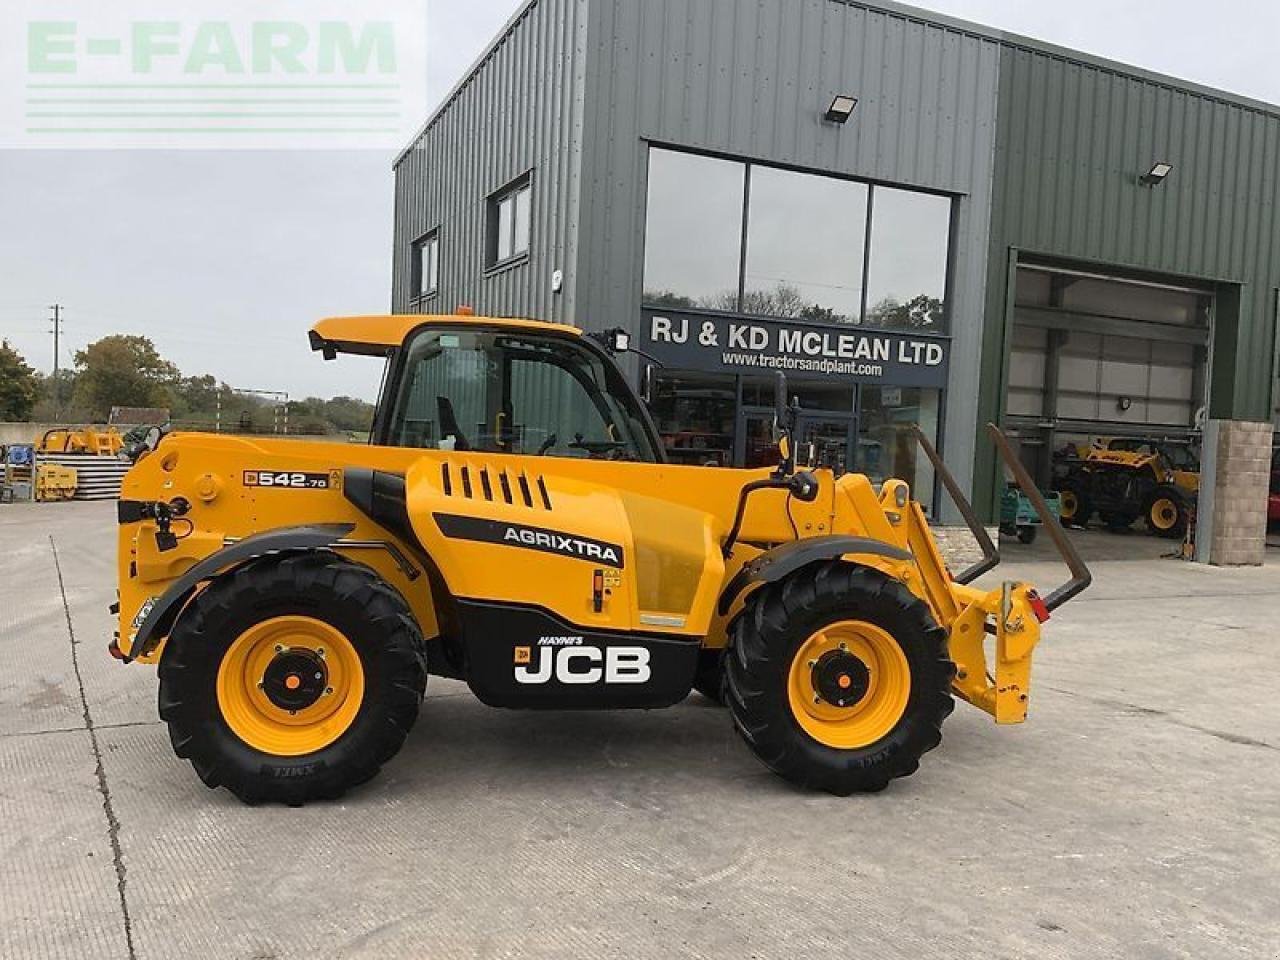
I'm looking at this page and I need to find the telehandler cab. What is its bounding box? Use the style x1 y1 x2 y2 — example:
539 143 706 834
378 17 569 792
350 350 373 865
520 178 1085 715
111 313 1089 804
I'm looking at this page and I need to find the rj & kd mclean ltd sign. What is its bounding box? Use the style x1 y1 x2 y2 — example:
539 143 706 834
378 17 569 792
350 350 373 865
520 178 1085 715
640 309 949 388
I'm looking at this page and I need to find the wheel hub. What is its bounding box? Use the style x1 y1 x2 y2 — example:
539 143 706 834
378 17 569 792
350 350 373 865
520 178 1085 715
787 620 913 750
261 648 328 712
812 650 871 708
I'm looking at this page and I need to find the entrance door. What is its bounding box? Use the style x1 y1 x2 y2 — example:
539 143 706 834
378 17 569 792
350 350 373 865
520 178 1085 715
736 407 857 471
796 414 856 473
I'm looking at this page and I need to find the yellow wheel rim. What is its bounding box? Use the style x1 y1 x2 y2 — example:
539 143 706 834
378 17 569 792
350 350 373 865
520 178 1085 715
1059 490 1078 520
216 615 364 756
1150 497 1179 530
786 620 911 750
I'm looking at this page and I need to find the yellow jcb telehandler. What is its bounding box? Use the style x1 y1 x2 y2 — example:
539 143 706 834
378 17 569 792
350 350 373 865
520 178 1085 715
110 313 1089 804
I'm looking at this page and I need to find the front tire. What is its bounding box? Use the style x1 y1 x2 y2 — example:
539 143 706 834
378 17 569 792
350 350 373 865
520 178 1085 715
1057 484 1091 529
725 562 954 795
1145 487 1189 538
158 553 427 805
692 648 727 705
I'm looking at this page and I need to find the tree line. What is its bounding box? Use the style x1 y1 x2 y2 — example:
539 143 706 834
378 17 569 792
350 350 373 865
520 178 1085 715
644 281 945 328
0 335 373 437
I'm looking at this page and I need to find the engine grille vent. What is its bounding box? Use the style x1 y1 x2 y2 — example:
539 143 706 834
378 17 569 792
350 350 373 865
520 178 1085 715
440 461 552 509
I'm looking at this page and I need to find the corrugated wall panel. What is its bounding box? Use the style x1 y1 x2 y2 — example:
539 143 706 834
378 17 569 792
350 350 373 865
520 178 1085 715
976 43 1280 513
391 0 588 324
576 0 1002 496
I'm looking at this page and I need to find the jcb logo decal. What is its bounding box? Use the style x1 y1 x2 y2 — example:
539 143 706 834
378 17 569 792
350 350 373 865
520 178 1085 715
514 646 651 685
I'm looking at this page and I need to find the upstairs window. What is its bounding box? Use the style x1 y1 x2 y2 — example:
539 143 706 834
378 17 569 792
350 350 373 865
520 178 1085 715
489 175 532 267
413 231 439 299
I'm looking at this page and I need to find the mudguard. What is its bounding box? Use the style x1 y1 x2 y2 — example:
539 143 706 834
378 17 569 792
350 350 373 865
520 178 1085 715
717 535 911 616
126 523 354 659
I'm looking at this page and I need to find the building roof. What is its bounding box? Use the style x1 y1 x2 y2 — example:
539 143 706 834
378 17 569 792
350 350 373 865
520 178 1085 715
309 314 581 356
395 0 1280 167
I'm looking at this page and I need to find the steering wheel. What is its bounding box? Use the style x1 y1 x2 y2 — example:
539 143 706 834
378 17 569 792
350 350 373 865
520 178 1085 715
568 432 627 456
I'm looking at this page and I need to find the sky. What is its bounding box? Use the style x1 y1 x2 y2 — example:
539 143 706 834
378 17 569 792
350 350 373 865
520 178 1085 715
1 0 1278 402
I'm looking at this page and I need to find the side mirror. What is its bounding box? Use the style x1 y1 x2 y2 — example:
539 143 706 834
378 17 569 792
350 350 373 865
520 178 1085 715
772 372 797 477
773 371 790 434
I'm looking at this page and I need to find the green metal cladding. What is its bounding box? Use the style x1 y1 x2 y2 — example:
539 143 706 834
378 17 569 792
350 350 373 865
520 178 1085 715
974 40 1280 514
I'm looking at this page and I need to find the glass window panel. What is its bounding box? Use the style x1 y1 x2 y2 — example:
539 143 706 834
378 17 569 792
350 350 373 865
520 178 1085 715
643 149 745 309
513 185 531 255
650 373 736 466
389 328 658 461
855 385 940 514
743 166 868 324
428 237 439 292
864 188 951 331
418 236 438 295
496 195 514 262
742 413 778 469
740 377 852 412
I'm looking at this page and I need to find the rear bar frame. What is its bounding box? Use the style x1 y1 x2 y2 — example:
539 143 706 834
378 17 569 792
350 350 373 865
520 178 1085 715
910 422 1091 611
985 423 1091 611
911 424 999 585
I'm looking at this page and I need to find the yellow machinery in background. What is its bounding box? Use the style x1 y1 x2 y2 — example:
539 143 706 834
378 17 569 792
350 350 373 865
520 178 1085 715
35 464 78 501
38 426 124 457
110 313 1090 806
1055 437 1199 537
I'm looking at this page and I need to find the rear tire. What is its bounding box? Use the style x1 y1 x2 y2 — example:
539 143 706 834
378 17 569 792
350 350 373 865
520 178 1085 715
158 552 427 805
1017 526 1037 544
725 562 954 795
1056 484 1091 529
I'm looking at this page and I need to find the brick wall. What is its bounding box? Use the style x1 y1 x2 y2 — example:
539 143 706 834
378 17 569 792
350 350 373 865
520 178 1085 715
1203 420 1271 566
932 525 1000 571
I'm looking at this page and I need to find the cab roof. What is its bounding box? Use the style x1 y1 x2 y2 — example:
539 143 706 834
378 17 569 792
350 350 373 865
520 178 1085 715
309 313 581 357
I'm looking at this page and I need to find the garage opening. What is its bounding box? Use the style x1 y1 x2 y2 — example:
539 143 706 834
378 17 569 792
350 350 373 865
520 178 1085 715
1003 258 1211 558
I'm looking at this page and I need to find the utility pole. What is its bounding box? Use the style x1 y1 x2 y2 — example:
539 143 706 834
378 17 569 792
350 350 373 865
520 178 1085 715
49 304 63 421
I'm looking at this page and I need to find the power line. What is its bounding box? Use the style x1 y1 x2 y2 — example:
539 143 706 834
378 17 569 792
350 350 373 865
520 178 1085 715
50 304 63 420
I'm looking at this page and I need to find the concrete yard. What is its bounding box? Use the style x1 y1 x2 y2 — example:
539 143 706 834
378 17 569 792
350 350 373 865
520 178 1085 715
1 500 1276 959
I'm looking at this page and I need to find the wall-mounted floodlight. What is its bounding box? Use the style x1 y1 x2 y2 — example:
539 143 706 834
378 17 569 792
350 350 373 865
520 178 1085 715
1140 161 1173 186
824 95 858 124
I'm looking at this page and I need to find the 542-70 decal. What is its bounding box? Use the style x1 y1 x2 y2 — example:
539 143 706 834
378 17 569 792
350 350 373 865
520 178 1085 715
243 470 339 490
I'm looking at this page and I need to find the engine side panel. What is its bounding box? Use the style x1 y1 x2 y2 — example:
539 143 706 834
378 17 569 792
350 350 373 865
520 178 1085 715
402 454 730 639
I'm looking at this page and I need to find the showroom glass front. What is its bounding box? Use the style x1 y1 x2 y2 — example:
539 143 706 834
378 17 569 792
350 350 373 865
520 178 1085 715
642 147 951 505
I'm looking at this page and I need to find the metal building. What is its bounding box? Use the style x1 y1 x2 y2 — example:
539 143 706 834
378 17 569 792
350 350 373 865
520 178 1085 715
392 0 1280 540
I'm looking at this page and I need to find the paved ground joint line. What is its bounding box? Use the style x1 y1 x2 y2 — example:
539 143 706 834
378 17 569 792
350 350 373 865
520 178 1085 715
0 719 163 742
1042 683 1276 750
50 535 138 960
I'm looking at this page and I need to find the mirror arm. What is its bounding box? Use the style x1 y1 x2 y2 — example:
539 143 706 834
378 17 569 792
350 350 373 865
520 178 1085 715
722 472 818 559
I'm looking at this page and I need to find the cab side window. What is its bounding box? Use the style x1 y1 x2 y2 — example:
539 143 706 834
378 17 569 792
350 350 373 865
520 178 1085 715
387 329 658 462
